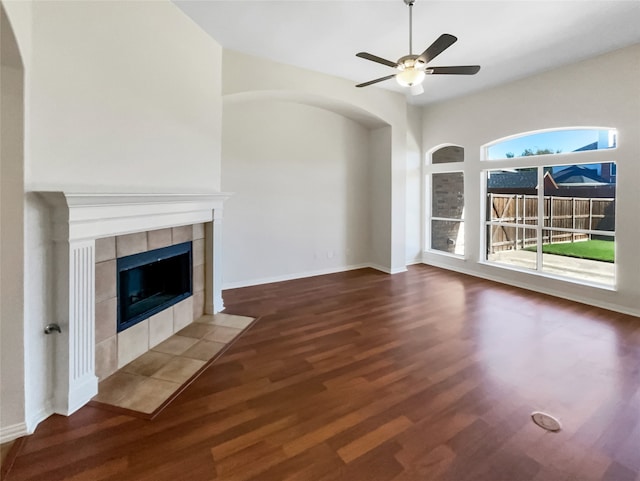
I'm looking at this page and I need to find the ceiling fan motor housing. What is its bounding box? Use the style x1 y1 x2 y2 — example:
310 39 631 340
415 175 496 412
397 55 426 71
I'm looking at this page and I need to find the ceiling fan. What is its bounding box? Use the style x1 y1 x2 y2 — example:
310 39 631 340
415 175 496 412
356 0 480 95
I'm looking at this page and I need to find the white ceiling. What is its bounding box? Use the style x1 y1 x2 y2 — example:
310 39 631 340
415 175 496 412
174 0 640 106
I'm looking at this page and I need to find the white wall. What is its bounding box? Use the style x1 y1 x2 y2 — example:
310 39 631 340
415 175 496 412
405 104 423 264
223 50 407 286
28 0 222 192
1 0 224 440
222 100 372 287
1 2 26 440
421 44 640 316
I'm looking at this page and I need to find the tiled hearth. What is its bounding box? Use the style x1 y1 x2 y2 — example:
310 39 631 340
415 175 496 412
93 313 254 415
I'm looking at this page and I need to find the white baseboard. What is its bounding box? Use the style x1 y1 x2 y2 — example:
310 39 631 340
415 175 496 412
26 400 53 435
420 258 640 318
0 422 28 444
369 263 408 275
222 263 372 290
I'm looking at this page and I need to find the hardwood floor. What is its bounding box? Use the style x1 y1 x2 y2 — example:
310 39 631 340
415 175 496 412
4 266 640 481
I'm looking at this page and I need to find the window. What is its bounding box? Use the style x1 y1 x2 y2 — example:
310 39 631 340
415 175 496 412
431 172 464 255
485 157 616 286
426 146 465 256
486 128 617 160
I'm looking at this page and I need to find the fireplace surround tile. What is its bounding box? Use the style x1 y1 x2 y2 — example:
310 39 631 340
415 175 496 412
193 223 205 240
173 297 193 332
193 264 205 292
172 225 193 244
193 291 205 321
95 297 117 343
116 232 148 258
193 238 205 267
147 228 172 250
95 336 117 381
117 320 149 368
95 237 116 262
148 309 174 348
95 260 117 303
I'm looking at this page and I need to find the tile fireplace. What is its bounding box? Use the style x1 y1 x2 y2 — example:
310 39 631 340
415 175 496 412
39 192 230 416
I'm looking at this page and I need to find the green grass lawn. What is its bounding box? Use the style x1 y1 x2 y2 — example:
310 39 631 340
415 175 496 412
525 239 614 263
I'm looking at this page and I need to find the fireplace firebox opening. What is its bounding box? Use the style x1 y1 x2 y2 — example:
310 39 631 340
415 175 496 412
117 241 193 332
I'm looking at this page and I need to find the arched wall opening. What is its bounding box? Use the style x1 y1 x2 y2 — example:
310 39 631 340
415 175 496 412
221 91 394 287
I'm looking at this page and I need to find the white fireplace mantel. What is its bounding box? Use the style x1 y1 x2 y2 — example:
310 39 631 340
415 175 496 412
38 192 231 416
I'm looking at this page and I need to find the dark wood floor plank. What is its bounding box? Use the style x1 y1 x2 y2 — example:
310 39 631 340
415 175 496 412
4 266 640 480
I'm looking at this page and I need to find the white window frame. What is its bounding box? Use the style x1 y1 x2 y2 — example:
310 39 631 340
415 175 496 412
425 144 465 258
481 151 617 288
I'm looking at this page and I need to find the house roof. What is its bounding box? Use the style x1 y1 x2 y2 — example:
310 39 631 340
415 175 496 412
552 165 609 185
487 171 537 190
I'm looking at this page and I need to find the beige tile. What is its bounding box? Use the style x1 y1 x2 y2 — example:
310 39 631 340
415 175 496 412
195 314 216 324
177 322 216 339
95 297 117 343
121 350 173 377
148 308 174 348
152 335 198 356
95 237 116 262
193 264 205 292
192 291 205 321
147 228 172 250
95 260 116 303
209 313 255 330
172 225 193 244
173 297 193 331
116 232 148 258
204 325 242 343
192 238 205 267
95 336 117 381
181 340 226 362
118 377 181 414
93 371 146 406
117 320 149 368
193 223 205 240
152 357 205 384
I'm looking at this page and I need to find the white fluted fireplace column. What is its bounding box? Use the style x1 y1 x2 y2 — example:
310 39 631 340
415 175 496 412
40 192 231 415
206 210 225 314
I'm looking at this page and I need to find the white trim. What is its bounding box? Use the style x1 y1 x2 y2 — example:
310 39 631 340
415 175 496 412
420 258 638 318
223 263 374 290
37 192 231 242
368 263 408 275
25 401 53 436
0 422 28 444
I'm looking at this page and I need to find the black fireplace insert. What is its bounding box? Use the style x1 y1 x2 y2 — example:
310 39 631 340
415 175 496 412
117 241 192 332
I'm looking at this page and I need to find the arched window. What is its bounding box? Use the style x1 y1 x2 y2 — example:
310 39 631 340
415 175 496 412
485 128 617 160
482 128 616 287
426 145 465 256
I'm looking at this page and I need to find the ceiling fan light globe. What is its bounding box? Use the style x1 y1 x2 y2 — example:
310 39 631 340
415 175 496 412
396 68 425 87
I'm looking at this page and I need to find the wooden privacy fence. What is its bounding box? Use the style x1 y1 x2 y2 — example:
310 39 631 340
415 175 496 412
487 194 615 252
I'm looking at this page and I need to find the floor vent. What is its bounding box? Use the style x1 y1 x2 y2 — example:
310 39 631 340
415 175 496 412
531 411 562 432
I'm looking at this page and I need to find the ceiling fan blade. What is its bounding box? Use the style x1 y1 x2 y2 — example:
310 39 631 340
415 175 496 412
356 52 398 69
417 34 457 64
426 65 481 75
356 74 397 88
